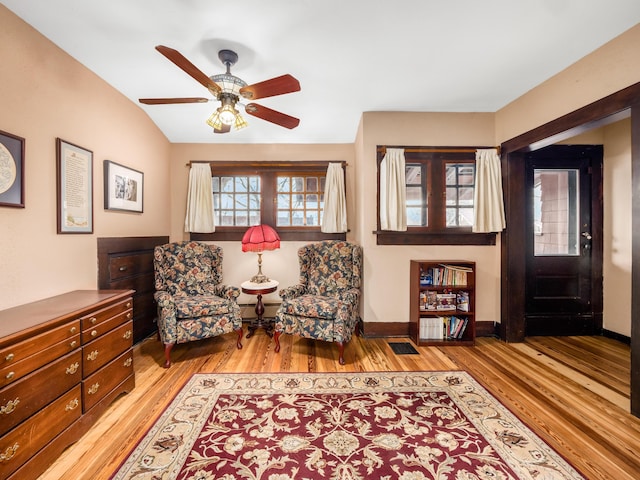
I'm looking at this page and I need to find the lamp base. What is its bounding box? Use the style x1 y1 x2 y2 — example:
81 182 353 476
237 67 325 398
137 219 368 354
250 272 271 283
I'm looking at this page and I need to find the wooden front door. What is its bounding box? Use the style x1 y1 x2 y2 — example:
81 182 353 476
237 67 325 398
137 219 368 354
524 145 603 335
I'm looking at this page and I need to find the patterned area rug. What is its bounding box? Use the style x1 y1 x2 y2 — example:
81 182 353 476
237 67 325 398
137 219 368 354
112 371 585 480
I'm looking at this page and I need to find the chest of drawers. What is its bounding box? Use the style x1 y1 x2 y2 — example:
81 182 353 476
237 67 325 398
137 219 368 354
0 290 135 480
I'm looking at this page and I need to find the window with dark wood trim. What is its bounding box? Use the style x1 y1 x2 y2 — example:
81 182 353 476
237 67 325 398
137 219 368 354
375 146 496 246
190 161 346 242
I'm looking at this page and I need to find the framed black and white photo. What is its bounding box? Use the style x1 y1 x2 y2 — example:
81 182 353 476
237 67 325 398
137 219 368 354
56 138 93 233
104 160 143 213
0 130 25 208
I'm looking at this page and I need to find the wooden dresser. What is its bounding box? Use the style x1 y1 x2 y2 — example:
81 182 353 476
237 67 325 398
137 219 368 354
98 236 169 343
0 290 135 480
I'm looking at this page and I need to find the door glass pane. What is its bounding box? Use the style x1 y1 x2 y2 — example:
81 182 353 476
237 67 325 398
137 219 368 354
533 169 579 256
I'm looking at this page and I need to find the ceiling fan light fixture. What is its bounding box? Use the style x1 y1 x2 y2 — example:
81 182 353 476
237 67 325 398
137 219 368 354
206 110 224 131
234 111 248 130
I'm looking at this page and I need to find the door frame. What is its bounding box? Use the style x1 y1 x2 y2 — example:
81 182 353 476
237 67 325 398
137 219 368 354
499 81 640 416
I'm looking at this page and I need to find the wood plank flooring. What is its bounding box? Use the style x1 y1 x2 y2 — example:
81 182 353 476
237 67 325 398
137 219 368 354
38 333 639 480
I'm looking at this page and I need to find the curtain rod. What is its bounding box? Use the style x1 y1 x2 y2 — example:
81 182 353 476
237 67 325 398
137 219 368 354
377 146 500 154
185 160 348 167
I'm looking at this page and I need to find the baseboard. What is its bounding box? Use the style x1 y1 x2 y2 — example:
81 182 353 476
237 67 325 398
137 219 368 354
602 328 631 345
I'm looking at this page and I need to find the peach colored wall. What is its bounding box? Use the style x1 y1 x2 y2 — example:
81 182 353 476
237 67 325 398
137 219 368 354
0 6 171 310
168 143 354 307
355 112 501 327
603 119 632 336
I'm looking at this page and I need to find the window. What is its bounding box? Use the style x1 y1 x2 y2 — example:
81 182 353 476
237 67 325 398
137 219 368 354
191 161 345 242
376 147 496 245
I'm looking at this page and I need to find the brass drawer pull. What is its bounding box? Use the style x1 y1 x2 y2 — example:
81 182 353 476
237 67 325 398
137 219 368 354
90 317 97 325
5 353 14 362
70 340 77 348
88 383 100 395
87 350 99 361
123 330 132 340
0 443 18 462
1 398 20 415
66 362 79 375
91 329 98 337
127 312 132 319
126 301 132 308
5 372 14 380
65 399 79 411
124 357 133 367
119 266 127 271
70 326 77 334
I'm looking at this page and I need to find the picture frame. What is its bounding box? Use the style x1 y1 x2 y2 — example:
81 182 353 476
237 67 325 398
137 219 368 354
104 160 144 213
0 130 25 208
56 138 93 234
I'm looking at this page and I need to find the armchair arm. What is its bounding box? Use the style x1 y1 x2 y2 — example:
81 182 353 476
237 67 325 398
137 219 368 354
213 284 241 301
279 284 307 300
339 288 360 307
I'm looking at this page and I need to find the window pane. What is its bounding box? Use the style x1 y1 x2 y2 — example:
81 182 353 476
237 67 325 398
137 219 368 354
277 194 290 209
459 187 474 205
277 177 290 192
406 165 422 185
306 177 318 192
533 169 579 256
278 211 291 226
458 167 474 185
407 207 423 226
291 210 304 226
292 177 304 192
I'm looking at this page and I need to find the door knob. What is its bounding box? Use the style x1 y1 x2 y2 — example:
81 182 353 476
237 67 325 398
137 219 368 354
581 232 592 240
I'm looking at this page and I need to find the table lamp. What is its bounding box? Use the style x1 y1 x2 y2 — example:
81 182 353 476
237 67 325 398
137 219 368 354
242 224 280 283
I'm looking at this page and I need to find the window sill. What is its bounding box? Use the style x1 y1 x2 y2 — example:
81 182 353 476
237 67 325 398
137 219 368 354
191 231 346 242
373 230 497 246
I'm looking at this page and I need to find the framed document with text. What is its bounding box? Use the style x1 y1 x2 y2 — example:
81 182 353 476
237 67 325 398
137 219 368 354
56 138 93 234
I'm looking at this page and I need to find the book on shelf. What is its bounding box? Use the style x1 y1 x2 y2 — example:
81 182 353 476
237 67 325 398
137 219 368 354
456 291 470 312
419 317 444 340
436 293 457 310
421 264 471 286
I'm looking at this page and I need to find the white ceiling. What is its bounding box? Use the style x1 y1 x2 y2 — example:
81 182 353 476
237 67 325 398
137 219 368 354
4 1 640 144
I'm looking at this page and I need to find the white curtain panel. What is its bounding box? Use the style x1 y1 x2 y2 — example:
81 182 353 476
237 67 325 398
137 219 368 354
473 148 506 233
184 163 216 233
321 162 348 233
379 148 407 231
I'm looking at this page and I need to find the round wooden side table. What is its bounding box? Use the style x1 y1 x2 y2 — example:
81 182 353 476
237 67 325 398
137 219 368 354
241 279 278 338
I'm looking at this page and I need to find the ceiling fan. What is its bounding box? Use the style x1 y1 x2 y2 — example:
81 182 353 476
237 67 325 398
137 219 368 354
139 45 301 134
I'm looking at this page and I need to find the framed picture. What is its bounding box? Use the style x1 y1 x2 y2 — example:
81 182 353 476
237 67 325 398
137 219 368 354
56 138 93 234
0 130 25 208
104 160 143 213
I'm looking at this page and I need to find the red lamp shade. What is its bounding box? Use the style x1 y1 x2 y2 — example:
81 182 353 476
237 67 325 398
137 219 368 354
242 224 280 253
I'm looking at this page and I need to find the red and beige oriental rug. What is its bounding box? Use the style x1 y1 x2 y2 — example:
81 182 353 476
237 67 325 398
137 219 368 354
112 371 585 480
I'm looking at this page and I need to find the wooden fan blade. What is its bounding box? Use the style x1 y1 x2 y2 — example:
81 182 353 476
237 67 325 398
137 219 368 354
213 123 232 134
240 74 300 100
155 45 221 95
245 103 300 129
139 97 210 105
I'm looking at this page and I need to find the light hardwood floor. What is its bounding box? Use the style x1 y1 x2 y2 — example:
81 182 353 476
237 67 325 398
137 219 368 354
38 332 639 480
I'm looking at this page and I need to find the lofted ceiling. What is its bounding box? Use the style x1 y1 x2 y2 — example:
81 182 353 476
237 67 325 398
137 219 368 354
3 1 640 144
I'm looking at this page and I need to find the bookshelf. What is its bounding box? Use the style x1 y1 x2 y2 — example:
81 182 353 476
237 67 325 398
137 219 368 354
409 260 476 346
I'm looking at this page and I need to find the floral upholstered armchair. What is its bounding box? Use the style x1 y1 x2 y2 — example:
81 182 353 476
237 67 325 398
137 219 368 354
153 241 243 367
273 240 363 365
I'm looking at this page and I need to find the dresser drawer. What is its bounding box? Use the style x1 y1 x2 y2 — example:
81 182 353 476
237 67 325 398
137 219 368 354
0 320 79 370
0 350 82 436
82 349 133 411
82 321 133 377
0 385 81 479
0 332 80 389
108 252 154 281
80 297 133 332
81 307 132 344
